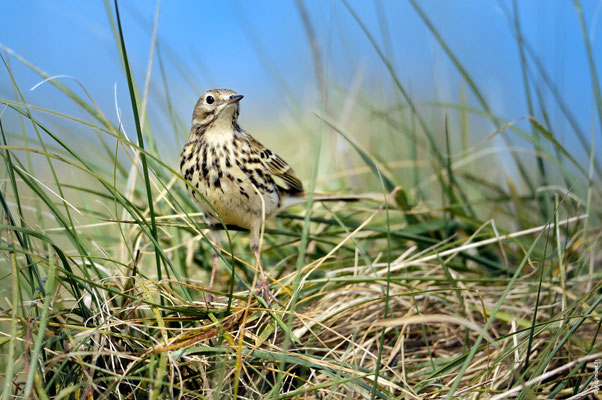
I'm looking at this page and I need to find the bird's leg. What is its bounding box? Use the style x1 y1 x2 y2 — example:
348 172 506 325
209 251 218 291
205 228 220 307
251 243 282 307
205 250 218 307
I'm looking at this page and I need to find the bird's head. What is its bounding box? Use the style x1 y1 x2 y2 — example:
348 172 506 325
191 89 243 129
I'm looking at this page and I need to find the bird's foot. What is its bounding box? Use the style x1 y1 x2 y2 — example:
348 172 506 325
257 278 282 307
205 292 218 308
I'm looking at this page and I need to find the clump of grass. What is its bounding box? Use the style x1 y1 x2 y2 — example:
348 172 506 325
1 1 601 399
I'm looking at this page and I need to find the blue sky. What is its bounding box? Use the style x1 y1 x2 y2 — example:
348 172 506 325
1 1 601 164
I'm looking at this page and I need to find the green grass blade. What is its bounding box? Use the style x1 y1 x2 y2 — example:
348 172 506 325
445 220 548 399
1 228 20 399
22 243 56 398
112 0 162 280
408 0 536 194
573 0 602 138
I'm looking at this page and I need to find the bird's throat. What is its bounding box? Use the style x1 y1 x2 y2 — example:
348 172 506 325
204 111 237 142
190 106 238 141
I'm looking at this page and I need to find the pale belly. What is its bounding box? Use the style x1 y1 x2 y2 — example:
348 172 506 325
195 176 281 230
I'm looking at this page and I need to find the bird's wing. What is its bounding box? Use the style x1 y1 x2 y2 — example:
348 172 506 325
247 135 304 194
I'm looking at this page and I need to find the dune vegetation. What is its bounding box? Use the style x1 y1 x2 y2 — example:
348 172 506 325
1 1 600 399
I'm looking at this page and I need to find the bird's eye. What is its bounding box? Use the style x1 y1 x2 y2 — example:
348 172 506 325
206 95 215 105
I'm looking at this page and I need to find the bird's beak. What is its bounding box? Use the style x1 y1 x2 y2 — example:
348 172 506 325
227 95 244 104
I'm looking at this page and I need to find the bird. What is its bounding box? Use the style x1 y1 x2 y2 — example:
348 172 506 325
180 89 304 305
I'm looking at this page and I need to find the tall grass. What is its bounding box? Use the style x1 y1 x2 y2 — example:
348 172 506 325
1 1 601 399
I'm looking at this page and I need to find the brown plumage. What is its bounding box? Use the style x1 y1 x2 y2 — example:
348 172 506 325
180 89 303 305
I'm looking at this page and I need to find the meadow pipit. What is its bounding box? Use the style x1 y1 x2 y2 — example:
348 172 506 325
180 89 303 304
